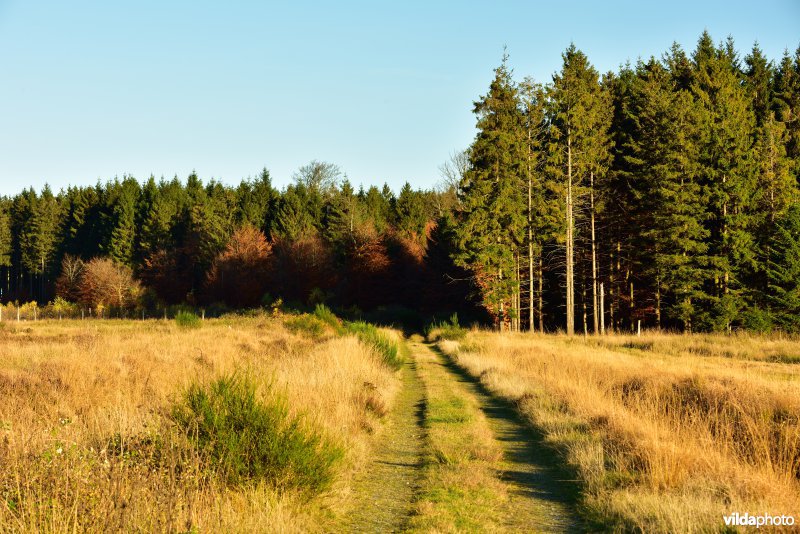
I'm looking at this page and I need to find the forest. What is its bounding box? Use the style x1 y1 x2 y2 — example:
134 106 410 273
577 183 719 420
1 30 799 333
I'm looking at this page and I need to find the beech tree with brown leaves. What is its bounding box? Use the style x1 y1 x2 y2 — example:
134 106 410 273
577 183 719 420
206 225 272 308
78 258 141 311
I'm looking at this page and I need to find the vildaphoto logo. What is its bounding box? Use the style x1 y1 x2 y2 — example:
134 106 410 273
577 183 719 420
723 512 795 528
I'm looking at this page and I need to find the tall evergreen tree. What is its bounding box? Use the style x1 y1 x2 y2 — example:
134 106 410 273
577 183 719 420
692 33 757 330
765 205 800 331
102 176 140 266
627 59 709 330
547 44 610 334
455 53 526 328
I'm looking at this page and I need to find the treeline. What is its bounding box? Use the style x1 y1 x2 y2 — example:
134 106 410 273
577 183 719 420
456 31 800 333
2 31 799 333
0 162 479 319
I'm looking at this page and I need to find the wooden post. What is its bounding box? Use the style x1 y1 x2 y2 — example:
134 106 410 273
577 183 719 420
600 283 605 335
17 306 20 322
637 319 641 337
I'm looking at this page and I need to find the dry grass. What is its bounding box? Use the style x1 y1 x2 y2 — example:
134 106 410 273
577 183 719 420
440 332 800 533
0 315 400 532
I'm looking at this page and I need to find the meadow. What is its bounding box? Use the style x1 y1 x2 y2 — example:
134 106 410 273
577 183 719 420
0 313 401 532
439 331 800 532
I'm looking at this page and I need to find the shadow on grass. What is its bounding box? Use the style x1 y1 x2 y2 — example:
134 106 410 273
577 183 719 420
427 342 590 532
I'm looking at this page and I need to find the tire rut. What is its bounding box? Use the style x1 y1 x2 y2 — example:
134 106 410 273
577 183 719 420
425 342 584 533
340 356 426 532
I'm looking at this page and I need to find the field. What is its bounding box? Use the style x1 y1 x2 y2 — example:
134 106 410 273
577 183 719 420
0 314 401 532
439 331 800 532
2 314 799 533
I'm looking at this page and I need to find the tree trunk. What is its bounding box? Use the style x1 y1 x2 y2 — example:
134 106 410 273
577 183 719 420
609 252 615 333
528 148 535 332
566 129 574 335
655 272 661 331
498 267 504 332
599 282 605 334
590 171 599 334
538 255 544 333
582 281 588 336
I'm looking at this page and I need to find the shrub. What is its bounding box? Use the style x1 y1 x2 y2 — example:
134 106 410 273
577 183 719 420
171 374 341 493
175 311 201 328
426 313 466 342
284 314 327 338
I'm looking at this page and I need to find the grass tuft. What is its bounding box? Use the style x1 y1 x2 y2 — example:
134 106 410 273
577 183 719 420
344 321 404 370
171 373 342 494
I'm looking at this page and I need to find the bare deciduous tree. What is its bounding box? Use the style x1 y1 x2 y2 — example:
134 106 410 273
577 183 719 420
293 160 342 196
55 254 85 301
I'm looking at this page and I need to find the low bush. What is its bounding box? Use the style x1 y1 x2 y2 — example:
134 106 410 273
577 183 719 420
171 374 342 494
425 313 466 342
175 310 201 328
283 314 328 338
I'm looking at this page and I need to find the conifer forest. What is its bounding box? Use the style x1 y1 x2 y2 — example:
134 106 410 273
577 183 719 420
2 31 800 334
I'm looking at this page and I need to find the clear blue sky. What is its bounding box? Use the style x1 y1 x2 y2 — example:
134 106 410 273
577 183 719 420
0 0 798 197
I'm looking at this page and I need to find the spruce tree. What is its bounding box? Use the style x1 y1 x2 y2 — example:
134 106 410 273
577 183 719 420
547 44 610 334
628 59 709 330
691 33 757 330
102 176 140 266
394 182 427 240
455 53 526 328
765 205 800 331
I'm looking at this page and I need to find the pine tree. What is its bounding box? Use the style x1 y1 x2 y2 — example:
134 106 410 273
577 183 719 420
628 59 709 331
102 176 140 266
275 184 320 241
547 44 610 334
519 77 551 331
692 33 757 330
455 53 526 328
236 168 277 236
0 199 11 299
773 48 800 178
745 43 775 128
394 182 427 240
765 205 800 331
360 185 391 234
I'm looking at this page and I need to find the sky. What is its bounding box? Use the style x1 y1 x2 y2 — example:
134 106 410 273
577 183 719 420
0 0 798 197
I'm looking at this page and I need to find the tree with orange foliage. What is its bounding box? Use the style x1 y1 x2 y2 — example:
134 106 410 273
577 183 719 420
79 257 141 311
206 225 272 307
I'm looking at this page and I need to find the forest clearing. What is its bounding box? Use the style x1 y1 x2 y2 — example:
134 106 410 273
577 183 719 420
1 311 798 532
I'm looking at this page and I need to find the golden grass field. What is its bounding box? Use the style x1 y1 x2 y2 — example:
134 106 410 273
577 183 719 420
440 331 800 532
0 316 400 533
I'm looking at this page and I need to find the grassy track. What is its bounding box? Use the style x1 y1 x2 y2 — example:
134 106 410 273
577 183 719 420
409 341 582 532
340 356 426 532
